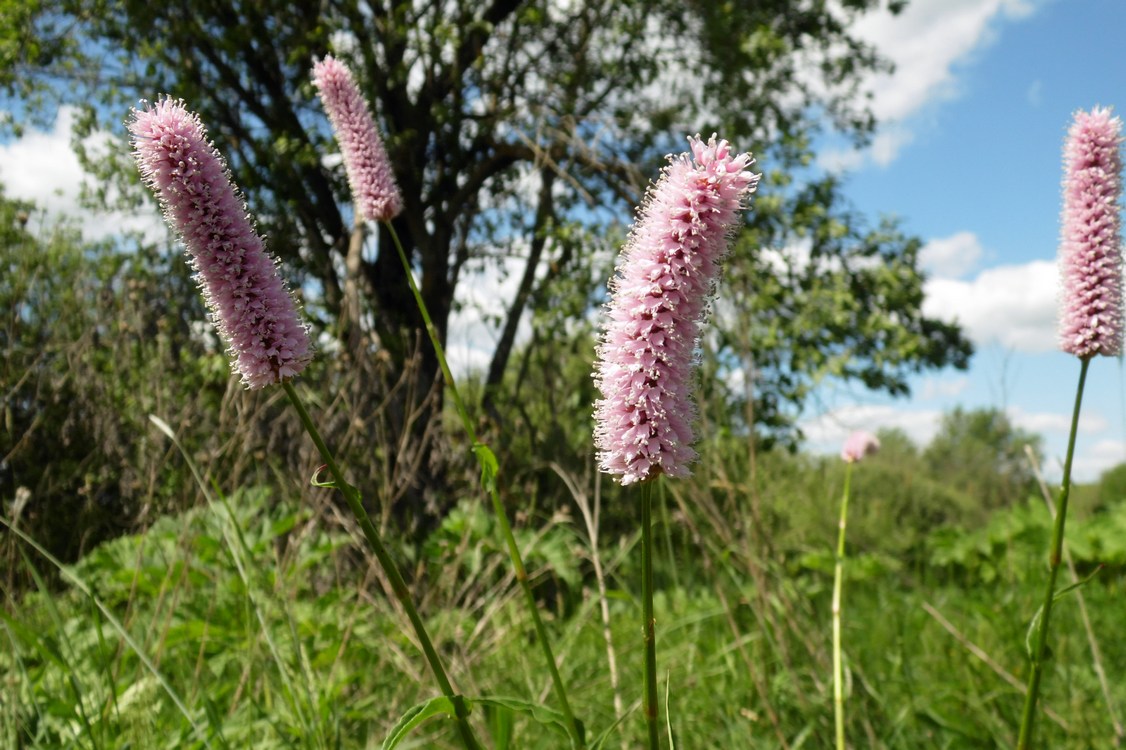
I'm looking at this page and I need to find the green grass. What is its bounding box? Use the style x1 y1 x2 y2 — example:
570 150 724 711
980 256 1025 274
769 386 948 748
3 475 1125 748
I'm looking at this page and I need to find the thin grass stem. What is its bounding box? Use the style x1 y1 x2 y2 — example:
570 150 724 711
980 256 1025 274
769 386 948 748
640 479 660 750
282 380 481 750
384 221 584 748
1024 444 1124 742
833 462 853 750
1017 356 1089 748
148 416 311 738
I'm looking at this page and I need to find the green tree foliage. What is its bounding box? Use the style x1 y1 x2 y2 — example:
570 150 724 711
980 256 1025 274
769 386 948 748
923 407 1042 515
0 189 469 559
1096 461 1126 507
9 0 970 444
0 193 222 561
725 186 971 440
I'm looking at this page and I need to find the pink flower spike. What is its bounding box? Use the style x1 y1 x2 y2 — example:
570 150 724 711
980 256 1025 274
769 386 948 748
840 431 880 464
1059 106 1124 359
130 98 313 389
593 134 760 485
312 55 403 223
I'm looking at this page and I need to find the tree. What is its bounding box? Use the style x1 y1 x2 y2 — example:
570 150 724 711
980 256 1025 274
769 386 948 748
716 180 971 442
923 407 1042 513
0 189 219 562
10 0 970 464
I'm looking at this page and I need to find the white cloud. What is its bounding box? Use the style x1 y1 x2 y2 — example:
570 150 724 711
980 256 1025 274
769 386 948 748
0 107 87 213
853 0 1035 122
923 259 1058 352
1059 439 1126 484
822 0 1042 171
920 376 971 400
801 403 944 453
820 126 915 172
446 253 531 380
920 231 984 279
0 105 164 242
868 126 915 166
1007 406 1107 436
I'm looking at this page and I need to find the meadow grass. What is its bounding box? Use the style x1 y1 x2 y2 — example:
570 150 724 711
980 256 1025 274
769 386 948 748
4 451 1124 748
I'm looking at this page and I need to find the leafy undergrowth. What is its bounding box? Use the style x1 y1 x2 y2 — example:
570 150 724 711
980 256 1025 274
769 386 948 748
3 486 1125 748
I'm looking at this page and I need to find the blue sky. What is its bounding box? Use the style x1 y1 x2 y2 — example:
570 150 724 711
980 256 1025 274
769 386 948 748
800 0 1126 482
2 0 1124 481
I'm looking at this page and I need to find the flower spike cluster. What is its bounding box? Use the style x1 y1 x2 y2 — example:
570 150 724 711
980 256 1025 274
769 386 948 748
312 55 403 222
130 98 312 389
840 431 880 463
593 135 759 485
1059 106 1124 359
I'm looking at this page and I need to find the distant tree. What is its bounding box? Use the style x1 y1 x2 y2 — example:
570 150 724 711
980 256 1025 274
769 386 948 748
721 204 971 440
1096 462 1126 507
923 407 1042 512
0 190 213 561
8 0 971 464
873 427 920 462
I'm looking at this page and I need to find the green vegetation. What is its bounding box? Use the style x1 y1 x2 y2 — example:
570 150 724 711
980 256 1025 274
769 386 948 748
1 2 1120 747
3 196 1124 747
5 441 1126 747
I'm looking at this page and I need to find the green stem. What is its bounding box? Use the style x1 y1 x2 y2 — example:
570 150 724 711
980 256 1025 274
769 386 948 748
282 381 480 750
833 462 853 750
640 479 660 750
1016 356 1090 749
385 223 584 748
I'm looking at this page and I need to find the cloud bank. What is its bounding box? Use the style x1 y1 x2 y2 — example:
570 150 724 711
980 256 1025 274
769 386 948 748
822 0 1042 169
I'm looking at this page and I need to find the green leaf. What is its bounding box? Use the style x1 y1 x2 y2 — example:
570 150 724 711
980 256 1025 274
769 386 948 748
472 443 499 494
310 464 336 488
471 696 582 747
0 515 219 748
590 705 637 750
1026 566 1104 660
1052 564 1103 602
1025 604 1044 661
380 695 457 750
271 512 301 537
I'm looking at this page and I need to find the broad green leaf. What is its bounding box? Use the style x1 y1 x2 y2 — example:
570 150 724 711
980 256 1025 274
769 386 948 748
590 705 636 750
380 695 457 750
471 696 583 747
472 443 499 494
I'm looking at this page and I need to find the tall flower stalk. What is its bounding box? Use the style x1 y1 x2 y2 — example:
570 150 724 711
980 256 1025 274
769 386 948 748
593 135 758 747
312 56 585 748
1018 106 1123 749
833 431 879 750
131 98 481 750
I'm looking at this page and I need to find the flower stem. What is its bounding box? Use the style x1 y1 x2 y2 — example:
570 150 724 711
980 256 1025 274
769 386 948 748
833 461 853 750
282 381 480 750
385 222 584 748
1016 356 1089 749
640 479 660 750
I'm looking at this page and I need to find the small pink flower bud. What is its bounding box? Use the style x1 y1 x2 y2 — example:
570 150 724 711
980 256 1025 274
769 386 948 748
840 431 880 464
